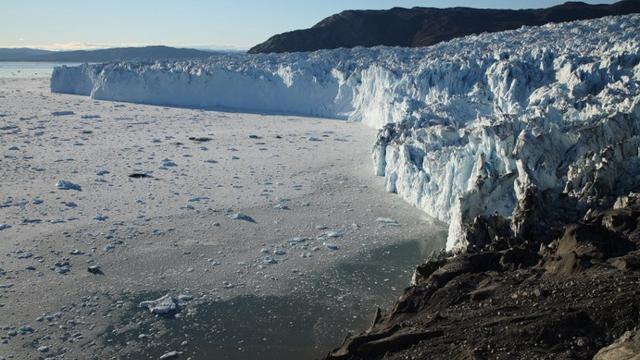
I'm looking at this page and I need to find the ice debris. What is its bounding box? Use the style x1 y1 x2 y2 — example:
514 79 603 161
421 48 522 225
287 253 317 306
229 212 255 223
159 351 181 359
56 180 82 191
376 217 400 226
138 294 187 316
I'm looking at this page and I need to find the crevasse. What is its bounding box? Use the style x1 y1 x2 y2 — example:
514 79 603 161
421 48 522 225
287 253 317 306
51 15 640 251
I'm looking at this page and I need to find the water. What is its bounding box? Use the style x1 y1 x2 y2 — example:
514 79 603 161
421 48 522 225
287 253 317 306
0 62 83 78
102 234 446 359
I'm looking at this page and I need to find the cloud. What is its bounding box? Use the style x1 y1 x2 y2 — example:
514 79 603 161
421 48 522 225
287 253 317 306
30 42 131 51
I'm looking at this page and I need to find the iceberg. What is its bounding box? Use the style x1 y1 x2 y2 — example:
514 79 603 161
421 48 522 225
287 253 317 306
51 15 640 251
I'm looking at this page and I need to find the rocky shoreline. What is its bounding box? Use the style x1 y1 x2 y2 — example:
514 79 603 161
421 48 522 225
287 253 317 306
325 192 640 359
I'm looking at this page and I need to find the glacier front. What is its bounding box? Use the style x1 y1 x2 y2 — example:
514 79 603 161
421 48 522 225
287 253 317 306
51 15 640 251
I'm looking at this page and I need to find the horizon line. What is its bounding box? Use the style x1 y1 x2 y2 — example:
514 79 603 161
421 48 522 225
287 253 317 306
0 43 250 52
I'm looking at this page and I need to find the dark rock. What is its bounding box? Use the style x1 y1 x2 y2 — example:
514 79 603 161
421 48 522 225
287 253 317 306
325 198 640 359
463 214 512 252
609 251 640 271
499 247 540 269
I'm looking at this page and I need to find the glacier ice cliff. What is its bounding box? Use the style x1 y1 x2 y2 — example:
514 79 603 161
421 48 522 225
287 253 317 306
51 15 640 251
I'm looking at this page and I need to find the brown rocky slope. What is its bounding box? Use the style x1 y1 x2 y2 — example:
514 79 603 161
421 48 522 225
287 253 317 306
325 193 640 359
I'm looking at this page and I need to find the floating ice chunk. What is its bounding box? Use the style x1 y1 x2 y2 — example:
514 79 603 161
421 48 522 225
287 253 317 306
18 325 33 334
178 294 194 301
87 265 103 274
287 237 306 245
159 350 181 359
161 159 178 167
324 243 339 250
229 212 255 223
188 136 212 142
324 230 344 238
376 217 400 226
56 180 82 191
51 111 75 116
139 294 185 315
263 256 278 264
129 173 152 179
0 224 11 231
15 250 33 259
53 261 71 274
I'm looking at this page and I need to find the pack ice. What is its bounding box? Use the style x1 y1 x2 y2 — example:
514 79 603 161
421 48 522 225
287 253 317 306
51 15 640 251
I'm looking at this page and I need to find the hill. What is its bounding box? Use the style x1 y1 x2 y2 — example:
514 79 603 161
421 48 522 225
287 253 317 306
249 0 640 53
0 45 220 62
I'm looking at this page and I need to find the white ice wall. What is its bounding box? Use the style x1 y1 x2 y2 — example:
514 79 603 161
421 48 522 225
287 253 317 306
51 15 640 251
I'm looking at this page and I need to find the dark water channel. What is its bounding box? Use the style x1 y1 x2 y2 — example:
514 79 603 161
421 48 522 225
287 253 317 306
105 232 446 359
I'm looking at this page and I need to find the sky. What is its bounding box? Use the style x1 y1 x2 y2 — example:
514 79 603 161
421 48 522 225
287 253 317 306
0 0 619 50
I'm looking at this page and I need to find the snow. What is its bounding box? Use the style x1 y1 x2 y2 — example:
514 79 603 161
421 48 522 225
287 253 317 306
51 15 640 251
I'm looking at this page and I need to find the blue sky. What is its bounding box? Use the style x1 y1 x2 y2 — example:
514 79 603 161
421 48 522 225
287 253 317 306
0 0 618 50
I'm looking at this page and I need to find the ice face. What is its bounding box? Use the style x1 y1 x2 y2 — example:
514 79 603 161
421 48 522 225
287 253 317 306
51 15 640 251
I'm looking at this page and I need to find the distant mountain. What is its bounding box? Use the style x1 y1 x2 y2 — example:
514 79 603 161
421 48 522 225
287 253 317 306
0 45 221 62
0 48 52 60
249 0 640 54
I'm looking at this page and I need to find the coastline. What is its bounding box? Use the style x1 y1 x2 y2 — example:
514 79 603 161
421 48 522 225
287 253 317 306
326 193 640 359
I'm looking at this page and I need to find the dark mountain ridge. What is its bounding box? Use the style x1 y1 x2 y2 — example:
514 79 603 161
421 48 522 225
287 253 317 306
249 0 640 53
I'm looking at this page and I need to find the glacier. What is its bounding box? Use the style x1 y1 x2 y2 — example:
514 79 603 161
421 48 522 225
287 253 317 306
51 15 640 251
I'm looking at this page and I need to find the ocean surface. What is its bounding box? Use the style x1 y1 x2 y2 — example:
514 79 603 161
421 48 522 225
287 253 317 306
0 61 82 78
109 236 446 359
